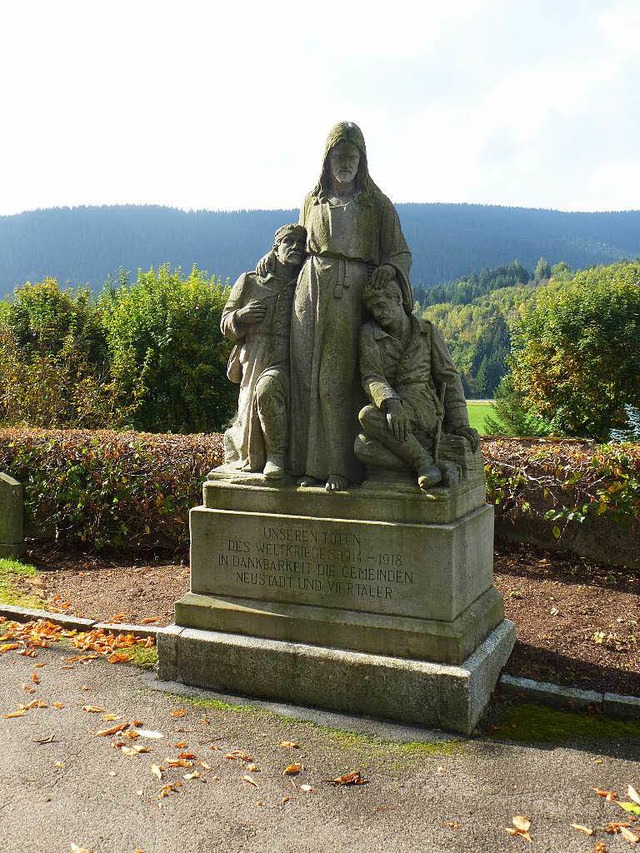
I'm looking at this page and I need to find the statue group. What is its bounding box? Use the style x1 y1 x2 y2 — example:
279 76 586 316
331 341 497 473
218 121 479 493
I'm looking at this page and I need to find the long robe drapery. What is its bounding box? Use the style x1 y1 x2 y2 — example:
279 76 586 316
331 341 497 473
289 189 412 482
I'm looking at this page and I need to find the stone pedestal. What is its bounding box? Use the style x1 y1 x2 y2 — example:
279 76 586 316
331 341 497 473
158 476 515 734
0 473 26 559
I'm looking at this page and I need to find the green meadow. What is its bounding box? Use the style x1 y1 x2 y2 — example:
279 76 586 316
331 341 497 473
466 400 503 434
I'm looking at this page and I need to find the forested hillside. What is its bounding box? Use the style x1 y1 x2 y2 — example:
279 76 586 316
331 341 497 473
420 262 544 398
2 203 640 296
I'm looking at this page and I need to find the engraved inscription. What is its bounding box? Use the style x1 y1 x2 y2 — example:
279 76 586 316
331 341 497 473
215 524 415 603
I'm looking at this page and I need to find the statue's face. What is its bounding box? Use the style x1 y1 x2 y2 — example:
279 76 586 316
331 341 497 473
276 233 305 267
367 288 403 330
328 141 360 185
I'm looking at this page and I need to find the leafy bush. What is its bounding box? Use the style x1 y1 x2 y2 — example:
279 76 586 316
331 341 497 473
102 265 235 433
0 279 120 428
0 269 237 434
497 261 640 440
484 437 640 539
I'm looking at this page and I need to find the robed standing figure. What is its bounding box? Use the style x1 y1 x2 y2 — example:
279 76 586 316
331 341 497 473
289 121 413 491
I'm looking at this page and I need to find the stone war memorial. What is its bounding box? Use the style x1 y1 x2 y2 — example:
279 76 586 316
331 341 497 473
158 122 515 733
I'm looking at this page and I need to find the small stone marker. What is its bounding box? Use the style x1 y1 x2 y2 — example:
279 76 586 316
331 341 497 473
0 473 26 558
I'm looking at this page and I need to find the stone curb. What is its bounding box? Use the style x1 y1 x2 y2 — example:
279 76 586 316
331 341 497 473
0 604 637 721
499 674 640 720
0 604 159 638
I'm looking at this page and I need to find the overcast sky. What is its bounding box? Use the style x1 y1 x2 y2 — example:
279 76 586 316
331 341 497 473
1 0 639 216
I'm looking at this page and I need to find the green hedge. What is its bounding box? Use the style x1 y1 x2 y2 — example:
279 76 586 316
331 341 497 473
0 430 638 558
484 437 640 533
0 428 223 551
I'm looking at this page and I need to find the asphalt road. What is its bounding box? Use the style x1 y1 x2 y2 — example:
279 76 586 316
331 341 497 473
0 644 638 853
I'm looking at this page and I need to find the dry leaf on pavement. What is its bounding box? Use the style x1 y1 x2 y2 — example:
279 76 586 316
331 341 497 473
606 821 635 834
119 745 150 756
594 788 617 801
167 758 193 768
170 708 187 718
628 786 640 807
150 763 163 780
131 729 164 740
571 824 594 836
283 763 303 776
225 750 252 762
325 770 367 786
243 775 259 788
94 722 128 737
506 815 532 842
620 827 640 844
279 740 300 748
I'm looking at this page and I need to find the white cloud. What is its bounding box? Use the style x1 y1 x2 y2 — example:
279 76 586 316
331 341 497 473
0 0 639 214
570 160 640 212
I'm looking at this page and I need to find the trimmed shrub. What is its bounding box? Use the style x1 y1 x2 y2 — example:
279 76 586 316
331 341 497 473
0 428 223 551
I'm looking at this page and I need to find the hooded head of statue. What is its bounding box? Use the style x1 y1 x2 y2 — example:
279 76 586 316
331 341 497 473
313 121 381 200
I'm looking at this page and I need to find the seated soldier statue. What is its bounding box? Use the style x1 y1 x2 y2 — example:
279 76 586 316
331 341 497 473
219 224 306 479
356 277 479 491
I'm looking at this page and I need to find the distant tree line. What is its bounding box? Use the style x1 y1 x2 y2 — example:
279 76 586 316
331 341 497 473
2 203 640 297
417 259 558 398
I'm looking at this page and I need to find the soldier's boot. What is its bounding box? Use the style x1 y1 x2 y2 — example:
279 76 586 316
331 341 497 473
256 376 287 480
417 456 442 490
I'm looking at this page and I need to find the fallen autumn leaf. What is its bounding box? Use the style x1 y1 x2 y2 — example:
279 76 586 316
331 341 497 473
326 770 367 786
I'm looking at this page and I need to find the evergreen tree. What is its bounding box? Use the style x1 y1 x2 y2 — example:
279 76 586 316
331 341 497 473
534 257 552 281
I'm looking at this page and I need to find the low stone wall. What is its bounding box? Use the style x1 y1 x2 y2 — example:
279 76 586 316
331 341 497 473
495 515 639 570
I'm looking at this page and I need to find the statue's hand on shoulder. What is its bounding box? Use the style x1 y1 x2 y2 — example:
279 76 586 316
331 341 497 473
385 398 412 442
256 250 277 279
236 299 267 324
371 264 396 288
452 425 480 453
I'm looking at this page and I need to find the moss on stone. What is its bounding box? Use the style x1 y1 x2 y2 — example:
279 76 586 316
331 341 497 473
486 702 640 744
0 557 44 608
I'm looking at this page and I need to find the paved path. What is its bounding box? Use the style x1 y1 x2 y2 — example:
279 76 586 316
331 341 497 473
1 644 638 853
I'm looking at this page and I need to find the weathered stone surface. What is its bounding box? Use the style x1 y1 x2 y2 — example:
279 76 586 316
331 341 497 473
159 123 515 734
356 277 480 491
189 503 495 625
289 124 413 491
156 619 515 734
202 477 487 525
174 584 503 665
499 674 603 711
603 692 640 720
0 473 25 558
